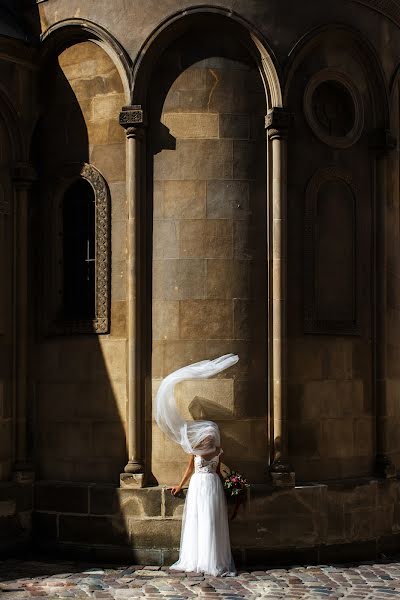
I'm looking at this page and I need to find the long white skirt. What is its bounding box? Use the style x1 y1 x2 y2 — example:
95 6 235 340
170 472 236 576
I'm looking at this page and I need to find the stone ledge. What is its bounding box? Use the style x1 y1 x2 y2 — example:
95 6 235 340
29 479 400 554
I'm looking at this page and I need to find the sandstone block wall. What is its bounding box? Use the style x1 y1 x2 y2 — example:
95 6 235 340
0 481 32 557
32 479 400 565
32 42 128 483
150 34 268 485
387 80 400 470
286 32 376 481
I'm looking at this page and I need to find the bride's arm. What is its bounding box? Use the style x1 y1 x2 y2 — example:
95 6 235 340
168 454 195 496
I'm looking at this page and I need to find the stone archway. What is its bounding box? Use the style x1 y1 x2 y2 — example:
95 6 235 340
119 7 292 487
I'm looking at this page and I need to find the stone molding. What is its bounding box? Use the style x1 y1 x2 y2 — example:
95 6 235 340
304 167 359 335
49 162 110 335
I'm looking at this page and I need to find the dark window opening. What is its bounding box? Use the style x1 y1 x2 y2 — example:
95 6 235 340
62 178 96 320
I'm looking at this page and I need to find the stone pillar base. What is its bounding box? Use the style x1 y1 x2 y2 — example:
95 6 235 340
13 462 35 484
120 472 145 488
13 470 35 484
376 455 397 479
270 471 296 488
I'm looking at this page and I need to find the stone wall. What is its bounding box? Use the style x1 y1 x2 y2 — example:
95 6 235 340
150 33 268 485
32 479 400 565
0 481 33 557
286 32 376 481
0 113 13 482
32 41 128 483
387 80 400 471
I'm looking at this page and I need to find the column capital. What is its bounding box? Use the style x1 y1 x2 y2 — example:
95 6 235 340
265 107 293 140
368 128 396 156
119 105 146 138
12 163 37 188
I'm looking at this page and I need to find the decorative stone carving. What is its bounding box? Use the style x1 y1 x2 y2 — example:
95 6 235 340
304 167 359 334
304 69 364 149
265 107 293 140
119 105 144 126
50 162 110 335
119 105 146 141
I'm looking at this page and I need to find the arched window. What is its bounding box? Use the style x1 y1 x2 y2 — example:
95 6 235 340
46 163 110 335
62 178 96 320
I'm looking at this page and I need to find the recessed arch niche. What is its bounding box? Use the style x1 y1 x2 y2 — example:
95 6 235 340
32 34 128 483
148 26 269 485
0 109 17 481
285 26 387 481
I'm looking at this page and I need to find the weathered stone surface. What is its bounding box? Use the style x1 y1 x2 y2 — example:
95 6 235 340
35 482 88 513
128 519 181 548
179 300 233 339
154 139 233 180
164 488 186 518
90 143 125 182
90 486 162 518
206 180 250 219
152 300 180 340
219 114 249 139
163 113 219 138
179 219 233 258
206 259 249 299
153 259 206 300
59 514 130 545
163 180 206 219
32 512 57 541
153 220 179 259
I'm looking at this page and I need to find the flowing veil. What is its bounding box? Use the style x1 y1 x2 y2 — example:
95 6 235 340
155 354 239 455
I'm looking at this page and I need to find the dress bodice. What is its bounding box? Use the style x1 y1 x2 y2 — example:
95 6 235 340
194 451 221 474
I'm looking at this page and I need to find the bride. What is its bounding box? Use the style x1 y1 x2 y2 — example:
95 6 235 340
155 354 238 577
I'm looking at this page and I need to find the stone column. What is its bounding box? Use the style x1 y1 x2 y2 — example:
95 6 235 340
119 105 146 487
12 163 36 483
371 128 397 478
265 108 295 487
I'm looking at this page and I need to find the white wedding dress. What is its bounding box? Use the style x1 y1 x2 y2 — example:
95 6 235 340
170 451 236 577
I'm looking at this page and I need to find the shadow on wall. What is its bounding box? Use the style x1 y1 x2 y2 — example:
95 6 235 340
30 43 128 485
148 26 268 486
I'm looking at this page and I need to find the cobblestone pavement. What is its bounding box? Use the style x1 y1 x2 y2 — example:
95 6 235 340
2 557 400 599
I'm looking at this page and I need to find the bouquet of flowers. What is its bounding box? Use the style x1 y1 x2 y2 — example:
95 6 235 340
223 470 250 497
222 468 250 520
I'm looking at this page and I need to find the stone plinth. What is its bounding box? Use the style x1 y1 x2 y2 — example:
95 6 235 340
32 478 400 565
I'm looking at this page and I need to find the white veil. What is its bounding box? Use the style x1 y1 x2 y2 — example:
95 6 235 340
155 354 239 455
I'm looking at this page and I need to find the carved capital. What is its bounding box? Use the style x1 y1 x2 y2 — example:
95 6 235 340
369 128 397 156
119 105 146 138
265 107 293 140
12 163 37 189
